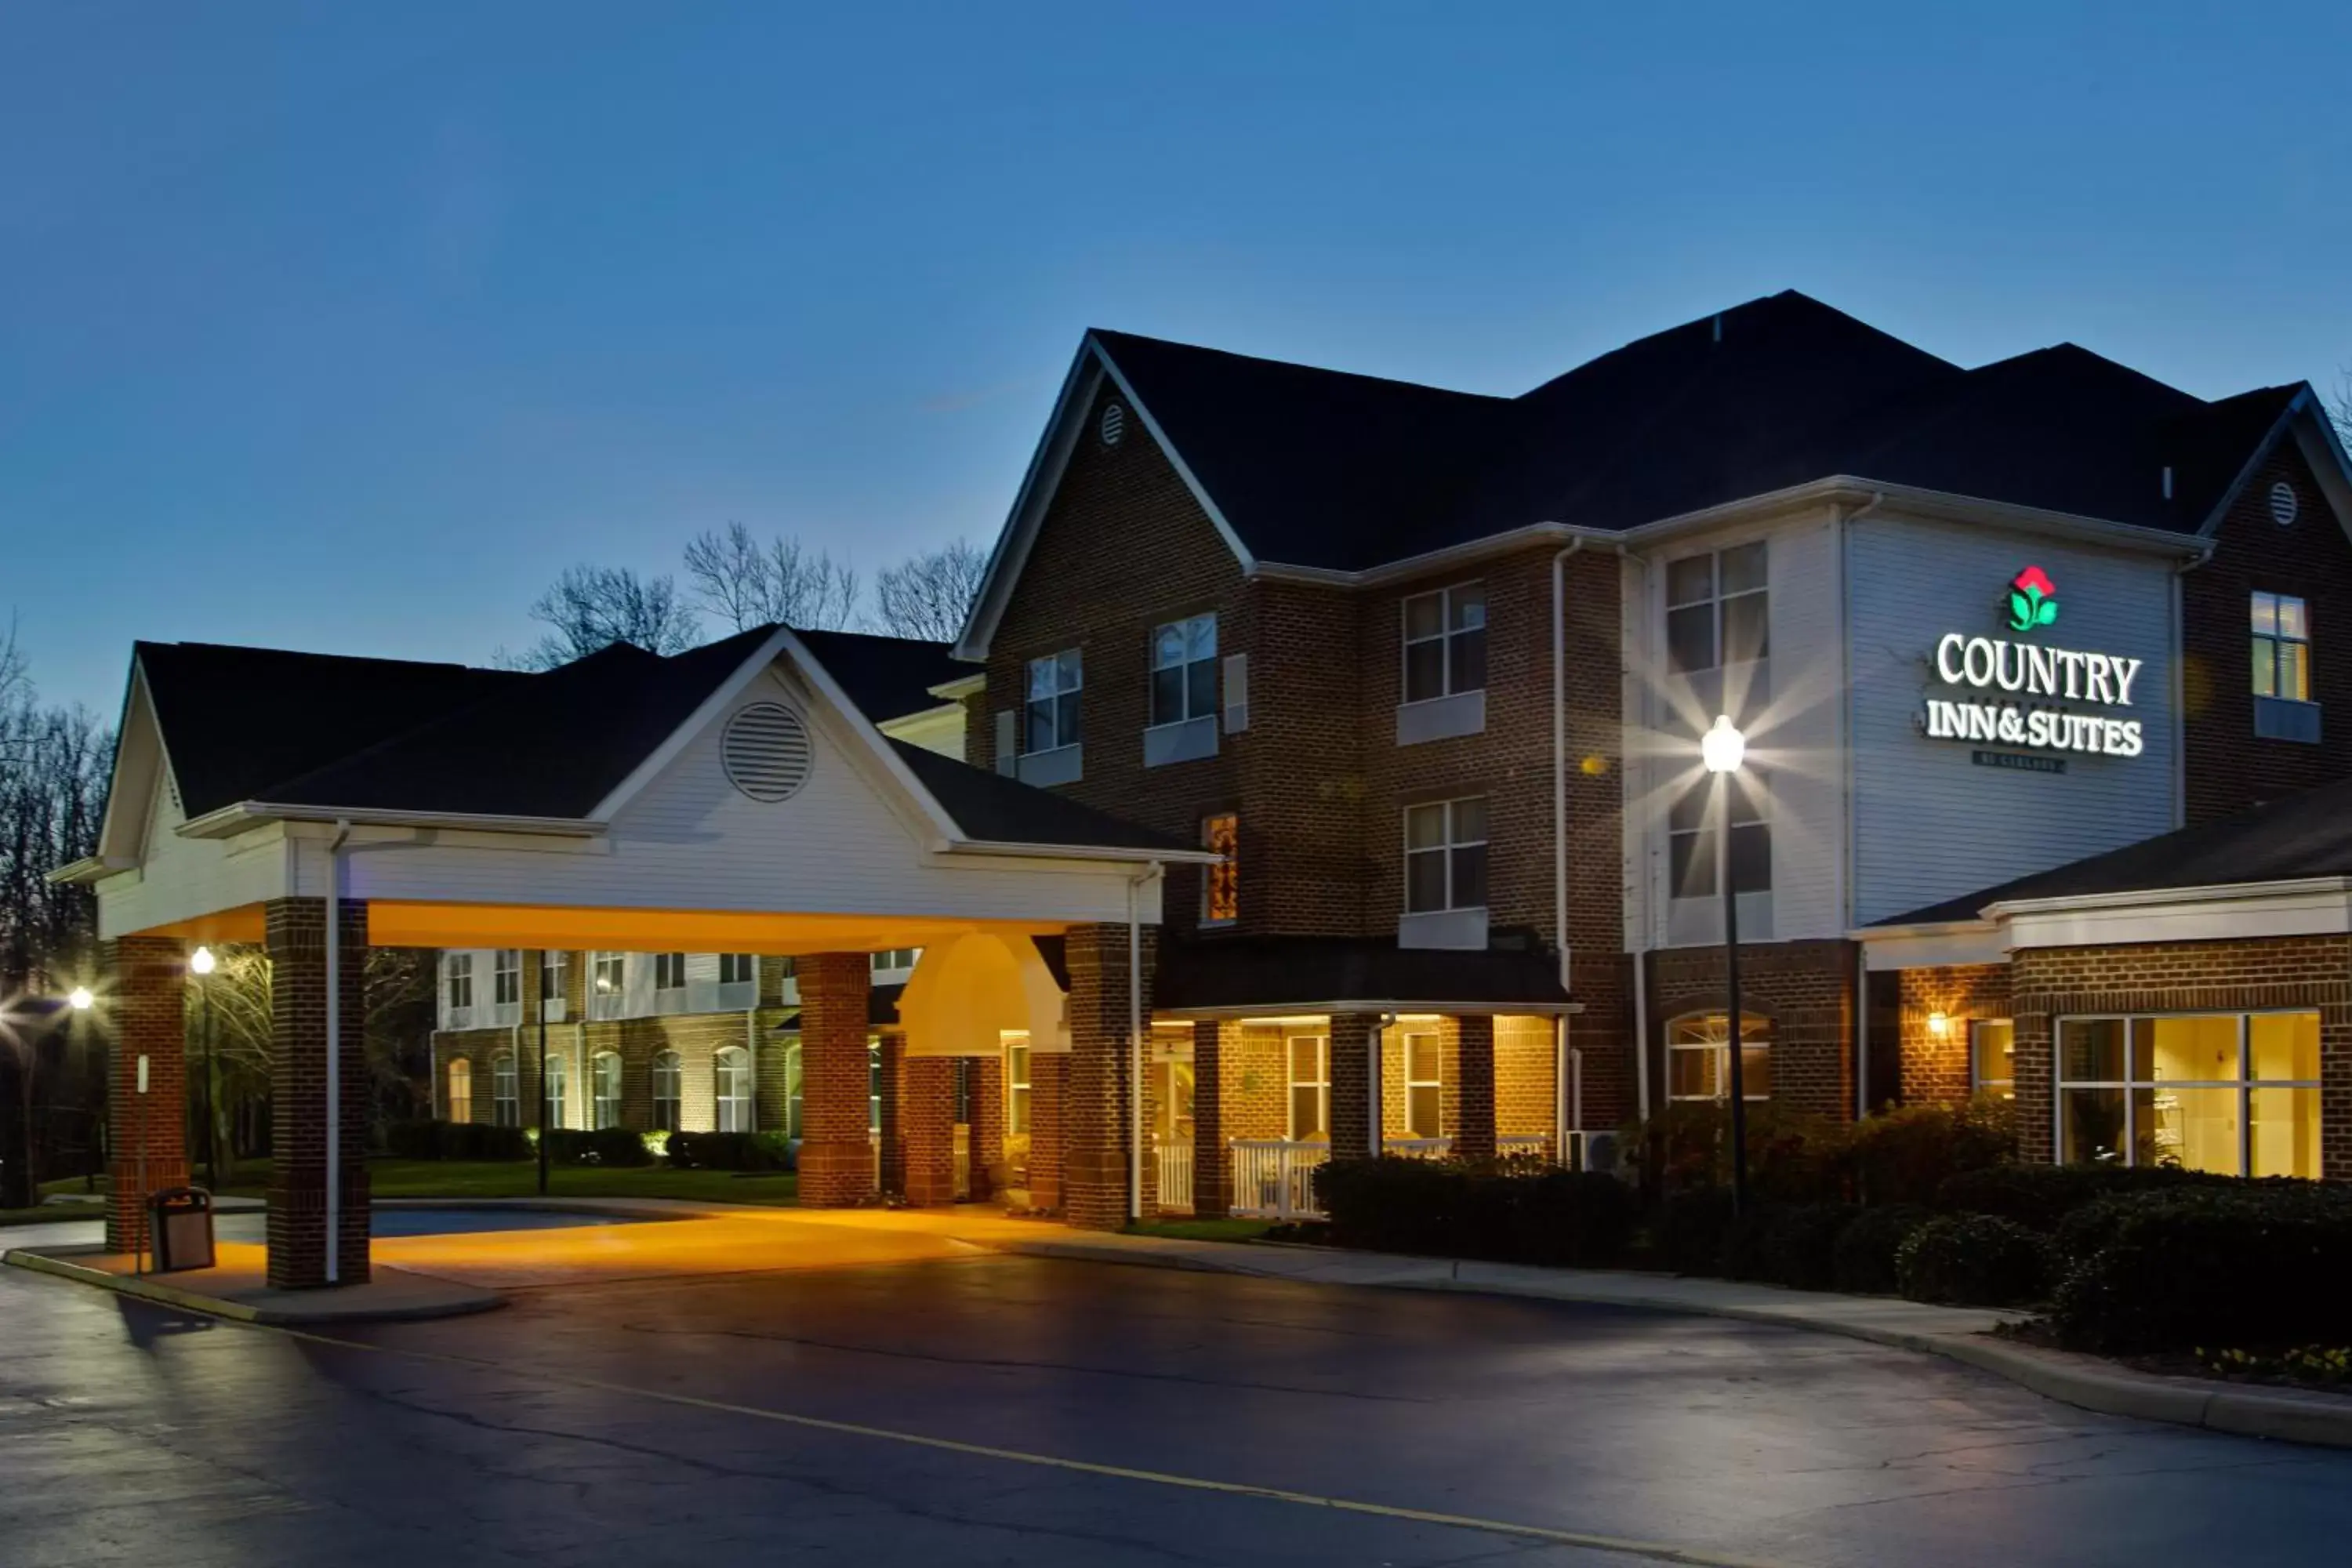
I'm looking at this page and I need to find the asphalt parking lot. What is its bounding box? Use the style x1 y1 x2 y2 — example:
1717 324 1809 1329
5 1227 2352 1567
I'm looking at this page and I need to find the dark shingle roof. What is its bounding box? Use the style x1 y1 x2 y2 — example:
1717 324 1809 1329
1091 291 2313 572
1155 930 1570 1011
885 740 1192 853
793 629 973 724
1878 775 2352 927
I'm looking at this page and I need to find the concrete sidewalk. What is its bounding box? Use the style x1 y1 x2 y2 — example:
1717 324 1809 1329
4 1241 502 1324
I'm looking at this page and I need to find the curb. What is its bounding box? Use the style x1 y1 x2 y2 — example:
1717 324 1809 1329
2 1247 505 1326
993 1236 2352 1450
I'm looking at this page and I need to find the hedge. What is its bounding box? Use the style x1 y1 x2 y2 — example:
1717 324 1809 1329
1933 1163 2234 1231
663 1131 794 1172
1315 1157 1638 1267
1830 1203 1931 1294
1762 1203 1860 1291
1657 1187 1738 1275
542 1127 655 1167
382 1120 532 1162
2049 1188 2352 1354
1895 1214 2049 1307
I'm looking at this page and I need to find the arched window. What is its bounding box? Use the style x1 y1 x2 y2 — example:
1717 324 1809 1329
491 1051 519 1127
652 1050 683 1133
592 1051 624 1130
1667 1012 1771 1102
446 1058 474 1124
544 1051 569 1131
714 1046 753 1133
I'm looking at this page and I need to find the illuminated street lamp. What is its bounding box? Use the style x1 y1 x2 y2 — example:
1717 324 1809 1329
1702 714 1752 1217
191 946 219 1193
67 987 93 1012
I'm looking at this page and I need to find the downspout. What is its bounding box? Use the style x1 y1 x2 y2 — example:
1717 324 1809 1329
324 818 352 1286
1627 546 1654 1120
1552 540 1585 997
1839 492 1885 1121
1374 1012 1396 1156
1127 861 1162 1224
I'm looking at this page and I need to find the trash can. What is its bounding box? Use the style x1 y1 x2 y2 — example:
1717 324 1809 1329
148 1187 215 1272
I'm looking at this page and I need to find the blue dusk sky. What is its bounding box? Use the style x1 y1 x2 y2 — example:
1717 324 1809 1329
5 1 2349 715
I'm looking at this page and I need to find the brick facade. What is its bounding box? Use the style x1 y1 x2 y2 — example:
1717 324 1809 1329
795 952 873 1207
1896 963 2013 1105
103 936 190 1258
1327 1012 1377 1160
1649 939 1855 1120
1062 923 1156 1230
264 898 372 1288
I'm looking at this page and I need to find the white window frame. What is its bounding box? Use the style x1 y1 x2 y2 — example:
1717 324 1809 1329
652 1050 683 1134
1025 649 1083 754
491 1051 519 1127
718 953 757 987
1149 612 1219 728
1402 1029 1442 1139
543 1050 569 1131
492 949 521 1008
2252 590 2311 701
1286 1032 1329 1142
1668 773 1770 902
592 1051 623 1131
1401 582 1487 702
654 952 688 993
2055 1010 2323 1177
1664 541 1769 676
1665 1012 1772 1104
1403 797 1488 914
1006 1039 1033 1136
1970 1018 2015 1100
870 948 922 981
540 949 568 1004
445 952 474 1011
591 951 626 1000
715 1045 754 1134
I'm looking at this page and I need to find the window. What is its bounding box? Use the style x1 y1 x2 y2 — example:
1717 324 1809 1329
492 949 521 1007
492 1052 518 1127
540 950 568 1003
592 1052 623 1130
2252 592 2310 700
1150 612 1218 727
1403 1029 1442 1138
715 1046 754 1133
719 953 756 987
1152 1058 1196 1140
543 1051 568 1131
592 952 625 998
1666 1013 1772 1102
1669 775 1769 900
446 1059 474 1125
1403 583 1487 702
1404 798 1487 913
655 953 688 993
2057 1012 2321 1178
1005 1038 1033 1136
1971 1019 2015 1100
445 953 474 1011
1287 1033 1329 1141
652 1051 683 1133
1666 543 1768 675
782 1040 804 1140
1200 812 1239 926
1025 649 1082 753
871 948 921 976
868 1040 884 1135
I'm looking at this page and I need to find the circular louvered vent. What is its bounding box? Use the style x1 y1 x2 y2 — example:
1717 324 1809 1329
2270 481 2299 528
722 702 812 802
1100 401 1126 447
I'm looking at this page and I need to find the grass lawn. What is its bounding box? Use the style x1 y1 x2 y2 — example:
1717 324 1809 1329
1124 1217 1271 1243
56 1160 800 1207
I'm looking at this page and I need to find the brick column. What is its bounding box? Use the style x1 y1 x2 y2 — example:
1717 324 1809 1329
877 1036 907 1198
1064 923 1157 1231
797 952 873 1207
1328 1012 1378 1163
1192 1020 1229 1218
1453 1014 1497 1164
265 898 371 1288
1029 1054 1065 1212
971 1056 1003 1201
103 937 191 1258
902 1058 957 1206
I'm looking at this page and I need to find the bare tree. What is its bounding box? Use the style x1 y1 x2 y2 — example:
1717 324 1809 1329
517 565 702 669
2332 366 2350 448
874 539 986 644
682 522 862 632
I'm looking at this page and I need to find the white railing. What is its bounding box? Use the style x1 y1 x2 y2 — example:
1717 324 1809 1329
1155 1140 1195 1214
1384 1136 1453 1159
1229 1139 1328 1220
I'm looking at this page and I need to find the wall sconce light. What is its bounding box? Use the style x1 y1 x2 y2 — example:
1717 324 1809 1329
1927 1011 1951 1038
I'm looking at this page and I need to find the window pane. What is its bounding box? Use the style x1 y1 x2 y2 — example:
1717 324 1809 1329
1187 614 1217 660
1450 586 1486 631
2062 1087 2126 1163
2147 1015 2240 1082
1057 692 1080 746
1450 797 1486 843
1291 1086 1323 1140
1450 843 1488 909
1727 771 1765 826
2280 641 2309 702
1722 592 1769 665
2136 1085 2239 1174
1971 1021 2015 1092
1058 648 1083 691
1028 658 1057 701
1027 700 1058 753
1719 543 1768 596
1667 603 1715 674
1738 1042 1772 1100
1670 827 1718 898
1405 803 1448 849
1450 626 1487 692
1406 1034 1440 1081
1187 656 1217 717
1153 624 1185 668
2250 1012 2320 1080
1403 593 1443 641
1406 848 1448 912
1668 780 1712 834
2060 1018 2125 1081
1665 554 1713 607
2252 637 2277 697
1669 1046 1720 1099
2251 592 2278 635
1729 822 1771 894
1407 1083 1442 1138
1151 666 1185 726
1404 640 1446 702
2251 1086 2322 1178
1290 1036 1321 1082
2278 596 2307 641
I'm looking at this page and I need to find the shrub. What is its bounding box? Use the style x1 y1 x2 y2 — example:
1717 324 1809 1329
1630 1104 1850 1204
2049 1189 2352 1355
1831 1203 1932 1294
1718 1200 1781 1282
380 1120 532 1162
1933 1162 2255 1231
1896 1214 2049 1306
1762 1203 1860 1291
663 1131 793 1171
1842 1100 2013 1207
1657 1186 1738 1275
1315 1157 1637 1267
542 1127 654 1167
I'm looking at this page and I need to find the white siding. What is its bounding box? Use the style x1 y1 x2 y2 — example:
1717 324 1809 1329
1848 514 2177 924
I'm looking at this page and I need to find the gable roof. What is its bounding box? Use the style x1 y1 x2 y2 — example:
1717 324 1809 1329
1875 774 2352 927
790 628 972 722
884 739 1189 854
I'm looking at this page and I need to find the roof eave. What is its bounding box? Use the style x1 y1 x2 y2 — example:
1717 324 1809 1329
1154 998 1583 1019
939 837 1222 866
176 801 605 840
1981 875 2352 921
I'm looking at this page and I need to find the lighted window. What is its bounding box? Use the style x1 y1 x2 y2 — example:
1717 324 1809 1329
719 953 757 986
446 1058 474 1124
1669 774 1769 900
1666 542 1768 675
1005 1038 1033 1135
1403 583 1487 702
1200 812 1239 926
1025 649 1083 753
2057 1012 2320 1178
652 1050 683 1133
1153 1058 1196 1140
1403 1029 1442 1138
1150 612 1218 728
2252 592 2310 701
782 1039 804 1140
543 1051 569 1131
445 952 474 1011
715 1046 754 1133
1971 1019 2015 1100
591 951 625 998
655 952 688 992
491 1051 518 1127
1666 1013 1772 1102
492 949 521 1007
1287 1033 1330 1142
1405 797 1487 913
592 1051 623 1131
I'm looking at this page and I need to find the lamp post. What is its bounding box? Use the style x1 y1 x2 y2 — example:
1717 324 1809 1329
190 946 218 1194
1701 713 1751 1217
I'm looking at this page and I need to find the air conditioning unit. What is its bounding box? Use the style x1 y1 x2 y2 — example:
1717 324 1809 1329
1565 1129 1625 1177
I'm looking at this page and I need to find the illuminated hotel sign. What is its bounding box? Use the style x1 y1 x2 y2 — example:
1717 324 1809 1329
1919 567 2146 759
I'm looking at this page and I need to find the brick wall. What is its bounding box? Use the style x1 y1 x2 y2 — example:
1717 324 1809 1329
1649 938 1855 1120
1896 963 2013 1105
264 898 371 1288
796 952 873 1207
1062 923 1156 1229
1495 1014 1558 1142
103 936 189 1257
